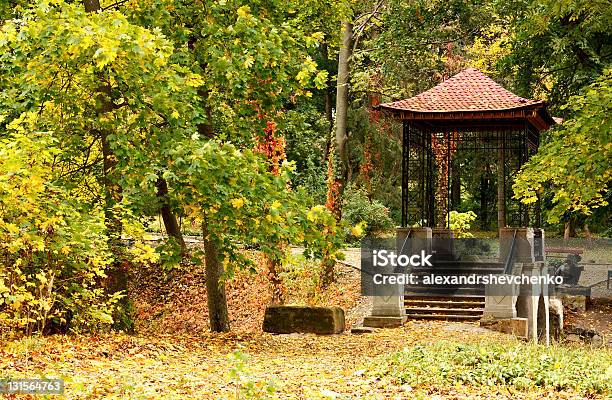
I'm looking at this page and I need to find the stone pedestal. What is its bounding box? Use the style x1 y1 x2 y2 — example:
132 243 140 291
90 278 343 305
432 228 455 260
364 272 407 328
483 228 552 345
364 227 432 329
500 227 535 263
396 227 432 257
482 275 520 319
516 263 549 344
480 317 528 338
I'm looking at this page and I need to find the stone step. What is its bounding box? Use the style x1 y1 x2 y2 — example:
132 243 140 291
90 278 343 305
404 313 482 321
404 300 485 308
407 268 504 275
405 307 484 315
430 261 503 268
404 295 485 302
408 267 504 275
404 283 484 289
405 287 485 295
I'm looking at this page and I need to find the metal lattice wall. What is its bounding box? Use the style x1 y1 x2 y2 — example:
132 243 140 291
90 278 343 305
401 121 541 229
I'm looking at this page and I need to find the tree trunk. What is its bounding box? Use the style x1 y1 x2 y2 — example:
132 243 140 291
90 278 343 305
202 222 230 332
195 100 231 332
267 257 284 305
156 177 186 252
322 43 334 163
564 220 571 245
497 142 506 234
584 223 592 245
83 0 101 12
327 20 353 221
83 0 132 331
322 21 352 287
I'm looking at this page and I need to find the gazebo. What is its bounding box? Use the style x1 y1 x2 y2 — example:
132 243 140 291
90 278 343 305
377 68 555 231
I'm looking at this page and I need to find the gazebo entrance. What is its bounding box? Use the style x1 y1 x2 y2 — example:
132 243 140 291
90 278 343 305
376 68 555 321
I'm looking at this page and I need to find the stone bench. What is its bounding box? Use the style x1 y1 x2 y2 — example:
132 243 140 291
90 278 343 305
262 306 345 334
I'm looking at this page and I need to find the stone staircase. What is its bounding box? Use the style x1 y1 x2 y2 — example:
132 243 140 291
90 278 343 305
404 260 504 321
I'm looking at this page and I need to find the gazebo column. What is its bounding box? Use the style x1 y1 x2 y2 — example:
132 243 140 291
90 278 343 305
497 131 506 234
401 121 409 227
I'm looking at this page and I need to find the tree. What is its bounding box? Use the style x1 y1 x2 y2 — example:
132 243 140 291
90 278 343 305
514 69 612 224
123 0 338 329
498 0 612 115
0 0 203 328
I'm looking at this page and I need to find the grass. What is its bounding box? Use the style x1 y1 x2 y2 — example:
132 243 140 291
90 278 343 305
368 339 612 397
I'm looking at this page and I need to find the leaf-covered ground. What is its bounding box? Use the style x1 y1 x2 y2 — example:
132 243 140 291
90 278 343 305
2 249 610 399
1 322 610 399
129 249 365 334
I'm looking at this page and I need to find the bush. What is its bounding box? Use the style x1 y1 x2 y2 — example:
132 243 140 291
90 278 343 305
342 185 394 237
447 210 477 238
0 133 119 335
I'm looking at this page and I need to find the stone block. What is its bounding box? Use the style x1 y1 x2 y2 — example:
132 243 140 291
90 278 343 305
372 291 404 317
483 275 520 319
548 297 564 339
560 294 588 312
396 227 432 259
363 315 406 328
350 326 374 334
480 317 528 338
263 306 345 334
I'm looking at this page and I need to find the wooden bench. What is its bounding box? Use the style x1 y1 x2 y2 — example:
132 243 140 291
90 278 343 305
545 247 584 255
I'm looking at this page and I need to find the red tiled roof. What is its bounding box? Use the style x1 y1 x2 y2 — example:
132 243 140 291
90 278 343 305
378 68 544 113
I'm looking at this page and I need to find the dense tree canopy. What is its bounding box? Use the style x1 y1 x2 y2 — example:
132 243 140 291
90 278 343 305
0 0 609 334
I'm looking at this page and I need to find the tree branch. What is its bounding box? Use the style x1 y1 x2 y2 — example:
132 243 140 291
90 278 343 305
101 0 129 11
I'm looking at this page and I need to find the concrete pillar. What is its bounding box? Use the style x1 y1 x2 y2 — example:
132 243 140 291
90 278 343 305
396 227 432 259
516 263 549 344
482 229 551 344
431 228 454 260
483 274 520 319
500 227 535 264
363 227 432 328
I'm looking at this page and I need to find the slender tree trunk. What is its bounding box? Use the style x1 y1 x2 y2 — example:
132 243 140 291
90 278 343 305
497 142 506 234
327 20 353 220
196 101 231 331
584 223 592 246
322 21 353 288
480 174 488 231
156 177 186 252
202 221 230 332
83 0 132 331
322 43 334 163
334 21 353 198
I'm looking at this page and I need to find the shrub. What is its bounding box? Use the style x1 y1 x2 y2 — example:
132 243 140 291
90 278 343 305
0 133 119 335
342 185 394 237
447 210 477 238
